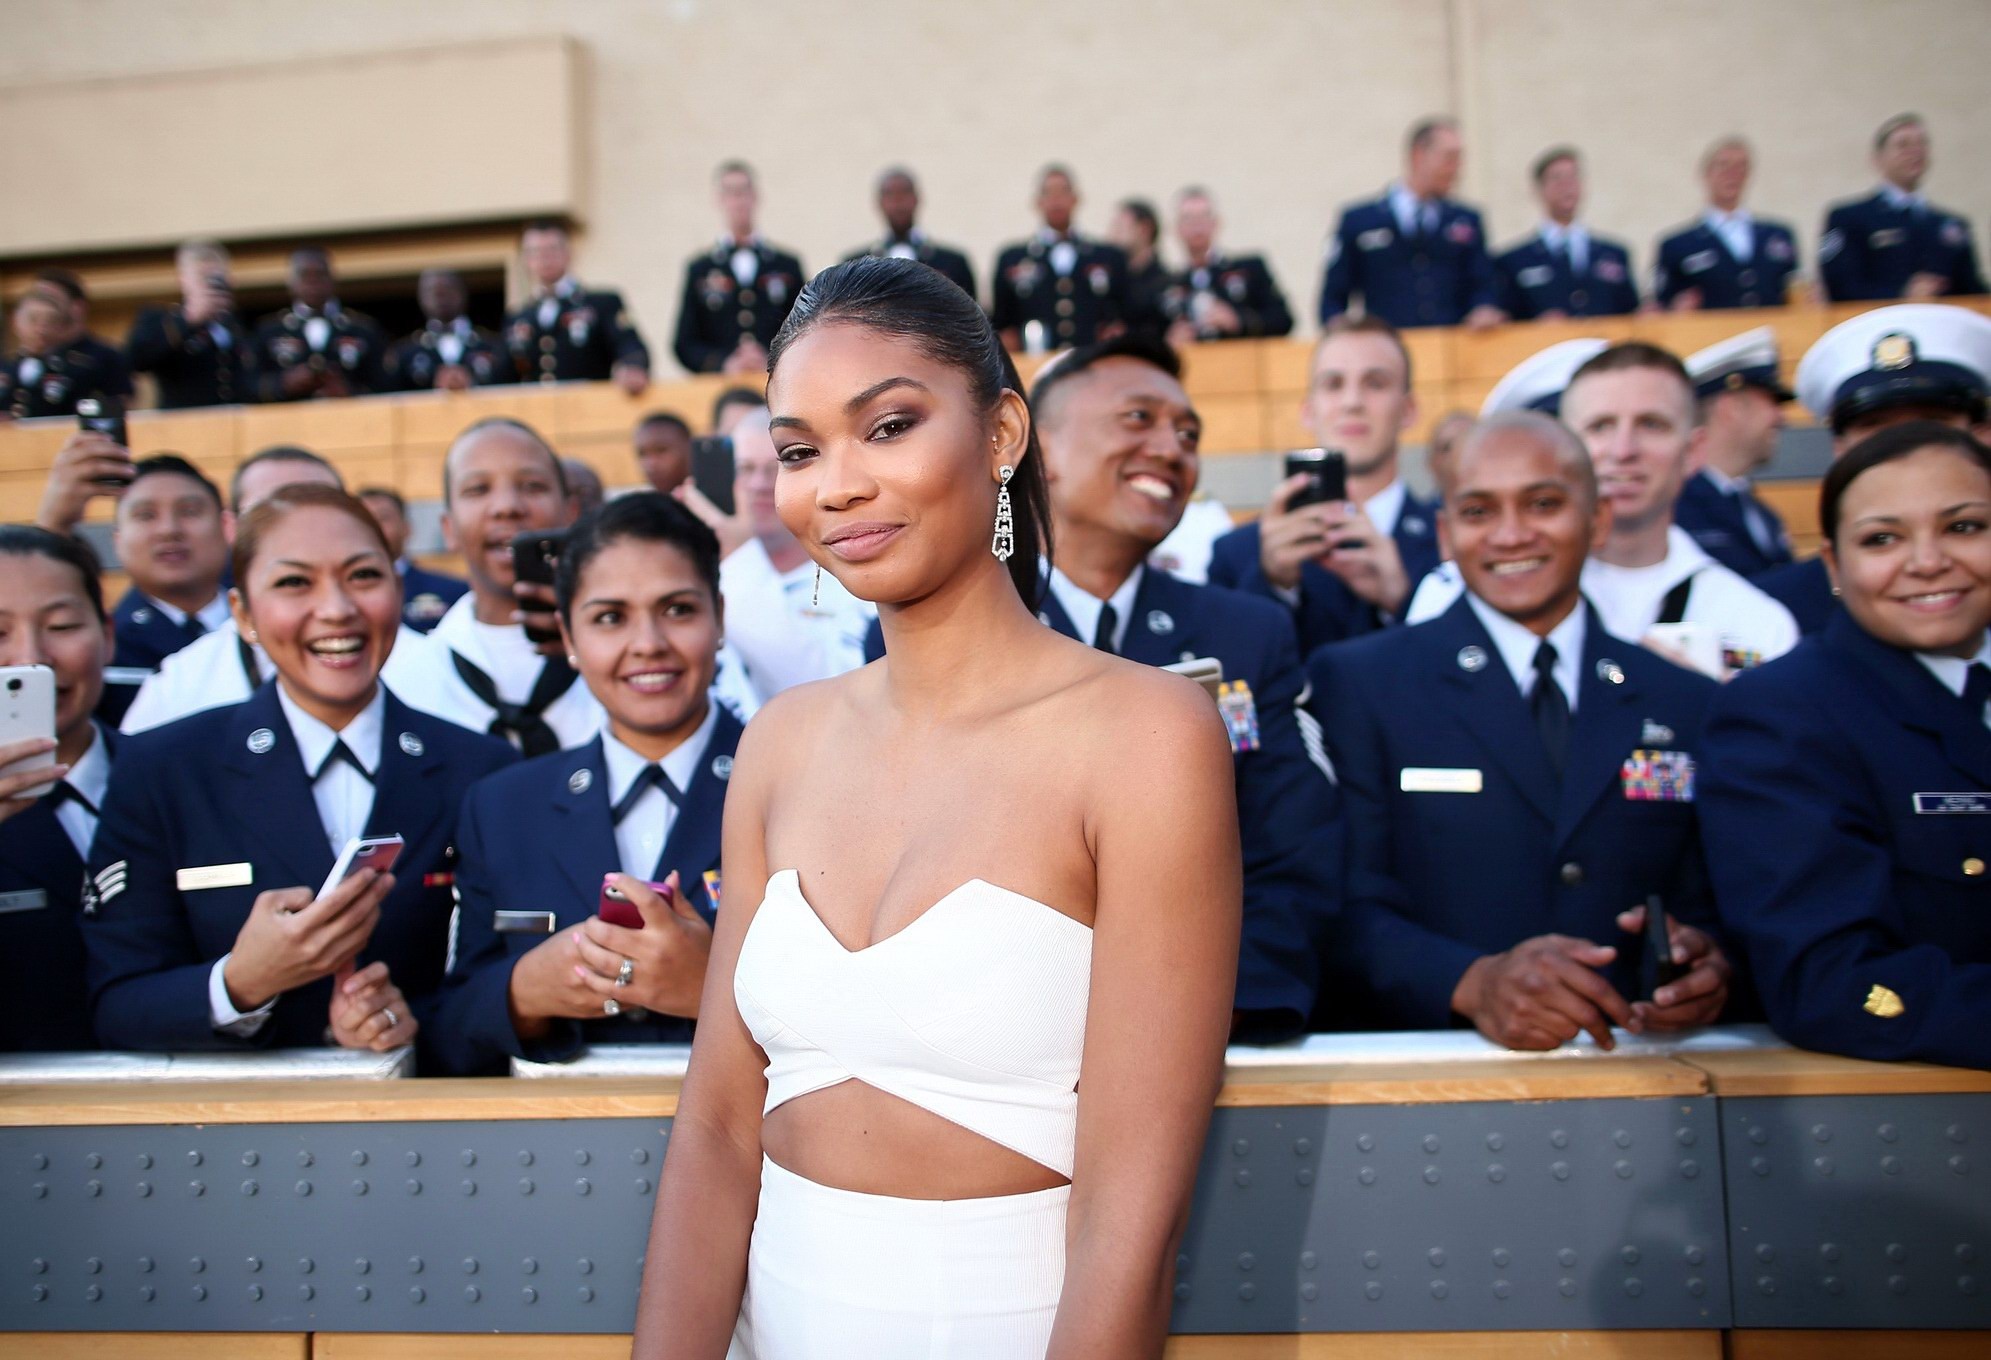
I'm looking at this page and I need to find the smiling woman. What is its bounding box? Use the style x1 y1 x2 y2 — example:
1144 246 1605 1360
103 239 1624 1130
81 483 516 1066
1700 420 1991 1070
634 257 1242 1360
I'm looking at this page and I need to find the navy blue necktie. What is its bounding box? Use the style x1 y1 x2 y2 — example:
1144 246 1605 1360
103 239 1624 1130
1963 662 1991 727
612 764 684 824
1092 603 1118 654
315 740 372 784
1532 642 1570 777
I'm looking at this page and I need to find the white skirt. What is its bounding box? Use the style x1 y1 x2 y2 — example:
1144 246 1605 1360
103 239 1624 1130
728 1155 1069 1359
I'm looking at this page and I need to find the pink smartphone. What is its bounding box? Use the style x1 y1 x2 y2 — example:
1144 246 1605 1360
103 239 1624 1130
317 834 405 899
598 874 669 929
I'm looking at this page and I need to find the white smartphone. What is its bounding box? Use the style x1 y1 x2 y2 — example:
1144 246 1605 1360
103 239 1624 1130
317 833 405 899
0 664 58 800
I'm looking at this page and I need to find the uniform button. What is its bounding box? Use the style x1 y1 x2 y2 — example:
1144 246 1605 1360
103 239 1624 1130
1559 862 1584 886
737 311 755 327
1571 290 1589 307
539 356 556 370
1056 321 1075 338
539 338 556 352
1056 278 1074 295
739 289 756 305
1055 299 1075 316
1966 858 1986 877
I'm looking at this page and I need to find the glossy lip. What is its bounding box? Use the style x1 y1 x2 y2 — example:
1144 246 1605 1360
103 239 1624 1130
821 522 903 562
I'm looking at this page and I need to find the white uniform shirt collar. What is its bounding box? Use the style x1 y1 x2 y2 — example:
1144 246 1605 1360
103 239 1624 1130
53 722 112 858
1917 632 1991 702
1362 478 1408 536
1046 562 1144 653
1880 183 1928 212
141 592 230 631
601 705 717 808
1464 591 1587 712
600 705 718 879
1698 464 1751 496
1389 181 1438 236
277 683 384 777
432 593 548 703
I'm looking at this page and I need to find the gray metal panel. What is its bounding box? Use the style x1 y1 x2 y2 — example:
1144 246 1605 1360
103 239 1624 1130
1170 1098 1729 1333
1 1120 665 1334
1723 1093 1991 1329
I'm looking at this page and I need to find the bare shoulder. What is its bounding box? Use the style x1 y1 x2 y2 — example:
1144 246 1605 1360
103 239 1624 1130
736 666 872 752
1063 654 1232 772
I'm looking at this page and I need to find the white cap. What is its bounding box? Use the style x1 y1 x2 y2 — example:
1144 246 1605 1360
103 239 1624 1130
1684 326 1793 401
1479 338 1610 417
1794 303 1991 427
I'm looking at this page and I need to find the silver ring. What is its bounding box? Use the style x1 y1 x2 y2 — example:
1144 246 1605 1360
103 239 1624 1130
602 998 622 1017
381 1007 398 1031
616 957 634 987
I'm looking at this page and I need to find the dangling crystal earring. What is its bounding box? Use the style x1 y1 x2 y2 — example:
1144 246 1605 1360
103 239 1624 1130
812 565 822 607
991 465 1016 562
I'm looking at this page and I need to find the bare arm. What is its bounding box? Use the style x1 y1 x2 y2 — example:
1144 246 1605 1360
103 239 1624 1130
1048 673 1242 1358
631 704 783 1357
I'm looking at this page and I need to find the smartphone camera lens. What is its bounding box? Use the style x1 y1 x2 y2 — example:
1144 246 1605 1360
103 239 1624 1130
5 678 20 694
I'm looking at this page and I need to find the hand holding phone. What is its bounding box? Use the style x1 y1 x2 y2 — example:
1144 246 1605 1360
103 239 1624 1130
318 834 406 900
1284 448 1348 512
599 873 671 929
0 666 58 803
690 436 738 517
509 530 568 646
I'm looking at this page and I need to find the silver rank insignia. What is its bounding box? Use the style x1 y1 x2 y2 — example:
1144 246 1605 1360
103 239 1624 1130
712 754 735 781
246 728 276 754
1217 680 1261 754
568 768 593 795
1596 658 1626 685
1457 645 1488 673
1147 610 1175 635
398 732 425 758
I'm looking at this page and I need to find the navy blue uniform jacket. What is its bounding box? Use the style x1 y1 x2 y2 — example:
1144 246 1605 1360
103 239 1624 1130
1700 614 1991 1069
1757 557 1836 635
841 237 978 302
671 247 803 375
83 685 514 1060
1493 233 1640 319
100 588 209 725
1306 597 1719 1030
1673 472 1794 579
1820 192 1986 302
431 713 744 1075
867 569 1344 1034
1205 489 1442 657
1654 219 1800 309
1319 196 1498 329
398 562 469 634
125 305 251 409
0 731 115 1051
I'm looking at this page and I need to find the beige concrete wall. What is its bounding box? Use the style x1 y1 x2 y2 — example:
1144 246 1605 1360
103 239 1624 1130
3 0 1987 378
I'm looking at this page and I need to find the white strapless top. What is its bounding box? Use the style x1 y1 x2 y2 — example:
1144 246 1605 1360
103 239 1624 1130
733 869 1094 1177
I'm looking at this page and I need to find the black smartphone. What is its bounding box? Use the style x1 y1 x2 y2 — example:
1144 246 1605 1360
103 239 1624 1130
1284 448 1347 511
510 528 568 645
691 435 737 517
76 398 133 487
1639 893 1685 1001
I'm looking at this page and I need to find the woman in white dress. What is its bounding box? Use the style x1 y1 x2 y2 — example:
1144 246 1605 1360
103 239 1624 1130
633 257 1242 1358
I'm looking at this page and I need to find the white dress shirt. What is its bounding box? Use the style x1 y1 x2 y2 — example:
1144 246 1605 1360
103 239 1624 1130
1464 592 1586 713
1539 221 1591 275
717 540 874 699
1880 183 1929 213
724 240 761 287
142 592 233 634
1917 632 1991 727
52 722 112 859
1046 563 1143 653
602 704 720 881
535 276 578 330
1388 182 1439 238
1703 208 1755 262
208 685 385 1036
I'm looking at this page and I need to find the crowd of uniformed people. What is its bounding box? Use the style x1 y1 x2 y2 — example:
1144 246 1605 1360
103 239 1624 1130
0 109 1988 1077
4 112 1987 420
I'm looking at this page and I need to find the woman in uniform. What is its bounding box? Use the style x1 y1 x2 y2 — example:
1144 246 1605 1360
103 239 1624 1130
0 527 114 1051
432 493 743 1075
84 483 513 1063
1701 421 1991 1069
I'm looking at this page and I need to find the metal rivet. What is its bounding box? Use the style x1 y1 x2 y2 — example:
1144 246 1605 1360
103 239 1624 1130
1961 1275 1980 1295
522 1287 538 1304
1757 1245 1776 1264
406 1151 422 1167
1889 1275 1909 1294
86 1153 103 1169
635 1178 653 1194
136 1153 153 1170
30 1260 47 1275
32 1183 46 1198
520 1178 535 1194
351 1180 368 1196
140 1286 155 1302
1675 1128 1697 1146
1238 1282 1257 1301
461 1150 478 1167
241 1152 258 1167
1550 1130 1569 1149
1811 1124 1832 1143
1492 1248 1512 1268
1358 1167 1377 1186
1237 1252 1256 1271
1680 1159 1700 1179
247 1284 262 1302
246 1258 262 1273
355 1259 371 1275
631 1149 650 1165
190 1285 206 1302
1429 1280 1449 1299
1688 1277 1707 1296
1747 1126 1769 1146
1422 1166 1440 1185
1952 1155 1971 1175
87 1258 103 1275
1428 1249 1446 1268
87 1180 102 1197
1615 1160 1634 1179
463 1259 479 1275
136 1181 152 1197
1493 1280 1512 1299
1814 1157 1835 1176
189 1258 205 1275
1173 1282 1191 1301
522 1258 539 1275
408 1258 424 1275
296 1151 313 1168
31 1153 48 1170
461 1180 477 1196
1560 1277 1578 1297
1613 1130 1633 1148
85 1285 102 1303
464 1286 480 1303
1487 1163 1506 1183
575 1178 592 1195
1485 1133 1504 1151
298 1258 314 1275
1422 1135 1441 1154
189 1180 206 1196
1365 1281 1383 1301
1685 1246 1705 1266
1621 1246 1641 1266
1356 1134 1375 1152
1234 1169 1251 1187
578 1286 595 1303
517 1151 534 1167
1757 1276 1777 1295
298 1285 314 1301
1301 1281 1319 1301
1232 1138 1251 1157
355 1286 370 1302
294 1181 312 1196
240 1180 257 1197
351 1151 368 1167
577 1259 594 1276
1362 1251 1381 1270
1558 1249 1578 1267
1300 1251 1317 1270
1625 1277 1644 1297
1552 1161 1570 1180
574 1150 591 1166
406 1179 422 1195
410 1287 425 1304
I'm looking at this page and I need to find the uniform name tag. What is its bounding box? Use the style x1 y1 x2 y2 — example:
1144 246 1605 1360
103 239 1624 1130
0 889 50 915
494 910 557 934
176 862 254 892
1914 793 1991 815
1357 227 1394 251
1516 265 1554 288
1400 767 1483 794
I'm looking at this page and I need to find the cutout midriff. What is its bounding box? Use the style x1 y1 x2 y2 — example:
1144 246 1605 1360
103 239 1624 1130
760 1078 1071 1199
